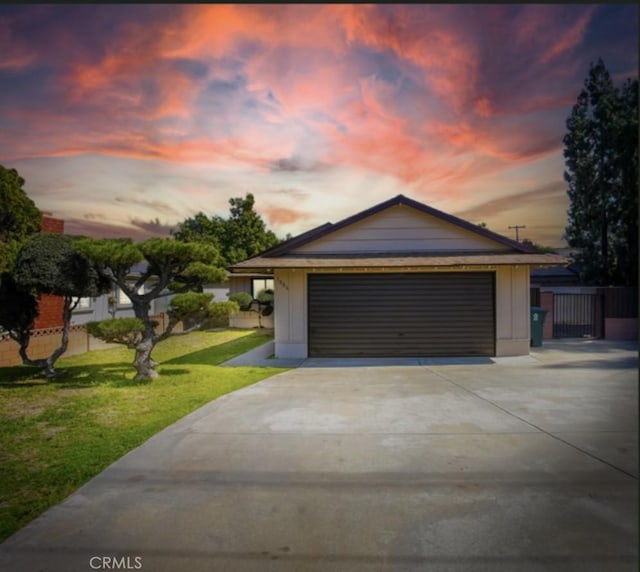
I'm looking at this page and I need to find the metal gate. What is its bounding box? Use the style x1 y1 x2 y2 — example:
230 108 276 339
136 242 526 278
553 294 601 338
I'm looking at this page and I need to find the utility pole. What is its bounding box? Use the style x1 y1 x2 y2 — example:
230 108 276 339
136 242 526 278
508 225 526 242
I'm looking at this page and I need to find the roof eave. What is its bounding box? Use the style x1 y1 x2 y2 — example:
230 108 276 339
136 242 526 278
229 253 569 272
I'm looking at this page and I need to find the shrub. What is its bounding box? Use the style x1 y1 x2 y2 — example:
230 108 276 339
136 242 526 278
256 288 274 317
255 288 274 304
168 292 213 329
201 300 240 329
229 292 253 311
87 318 145 347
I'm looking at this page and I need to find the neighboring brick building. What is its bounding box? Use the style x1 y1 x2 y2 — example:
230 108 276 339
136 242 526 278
33 212 65 329
40 213 64 234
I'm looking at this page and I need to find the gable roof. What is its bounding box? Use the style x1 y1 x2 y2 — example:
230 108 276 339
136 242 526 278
229 194 569 272
261 194 533 258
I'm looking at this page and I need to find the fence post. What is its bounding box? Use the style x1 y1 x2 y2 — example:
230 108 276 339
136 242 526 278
595 289 605 339
540 292 554 339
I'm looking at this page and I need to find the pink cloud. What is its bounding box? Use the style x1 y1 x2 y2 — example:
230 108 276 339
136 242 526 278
39 5 567 178
263 206 311 226
540 6 598 64
0 2 619 235
316 76 435 184
426 118 562 164
339 5 480 112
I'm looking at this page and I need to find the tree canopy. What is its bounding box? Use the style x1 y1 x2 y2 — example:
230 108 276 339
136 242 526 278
173 193 281 265
14 234 111 298
0 165 42 273
4 233 111 378
563 59 638 286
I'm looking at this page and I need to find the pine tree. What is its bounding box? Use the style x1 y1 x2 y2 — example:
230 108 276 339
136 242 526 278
563 59 638 286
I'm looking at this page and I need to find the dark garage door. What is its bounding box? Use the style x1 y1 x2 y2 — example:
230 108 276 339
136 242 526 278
308 272 495 357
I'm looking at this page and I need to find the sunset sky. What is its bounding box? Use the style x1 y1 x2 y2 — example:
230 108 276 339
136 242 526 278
0 4 637 247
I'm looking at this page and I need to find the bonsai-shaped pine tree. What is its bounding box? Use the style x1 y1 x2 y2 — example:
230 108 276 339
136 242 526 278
77 237 226 380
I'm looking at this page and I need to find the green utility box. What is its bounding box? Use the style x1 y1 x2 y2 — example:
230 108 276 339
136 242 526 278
530 306 548 347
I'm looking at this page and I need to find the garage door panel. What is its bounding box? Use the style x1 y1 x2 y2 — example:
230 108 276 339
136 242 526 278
308 272 495 357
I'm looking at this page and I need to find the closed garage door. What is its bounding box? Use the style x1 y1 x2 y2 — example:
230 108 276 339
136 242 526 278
308 272 495 357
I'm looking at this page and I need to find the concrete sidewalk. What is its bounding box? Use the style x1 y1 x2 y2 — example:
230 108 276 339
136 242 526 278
1 339 637 572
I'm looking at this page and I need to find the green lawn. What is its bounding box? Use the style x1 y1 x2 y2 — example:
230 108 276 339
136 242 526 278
0 329 287 542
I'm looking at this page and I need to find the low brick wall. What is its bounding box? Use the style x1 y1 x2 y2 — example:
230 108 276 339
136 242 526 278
605 318 638 341
0 325 89 367
0 313 171 368
230 311 274 329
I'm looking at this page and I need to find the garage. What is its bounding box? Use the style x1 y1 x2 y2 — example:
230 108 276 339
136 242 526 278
229 194 567 358
308 272 495 357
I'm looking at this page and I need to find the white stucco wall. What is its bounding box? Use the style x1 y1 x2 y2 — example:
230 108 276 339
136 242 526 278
274 269 308 359
273 267 531 359
203 286 230 301
495 265 531 356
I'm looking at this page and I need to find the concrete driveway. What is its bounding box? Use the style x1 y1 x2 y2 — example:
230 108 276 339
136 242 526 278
1 340 637 572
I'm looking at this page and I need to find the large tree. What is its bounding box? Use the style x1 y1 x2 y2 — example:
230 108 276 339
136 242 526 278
563 59 638 286
7 233 111 378
0 165 42 274
173 193 280 265
77 237 226 380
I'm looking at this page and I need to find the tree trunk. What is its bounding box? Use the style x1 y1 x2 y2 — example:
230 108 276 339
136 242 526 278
17 296 74 379
133 336 159 380
131 299 161 380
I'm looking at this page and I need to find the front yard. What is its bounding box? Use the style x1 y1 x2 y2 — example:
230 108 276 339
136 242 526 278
0 329 286 542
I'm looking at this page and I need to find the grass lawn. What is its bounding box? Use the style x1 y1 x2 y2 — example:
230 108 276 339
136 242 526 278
0 329 287 543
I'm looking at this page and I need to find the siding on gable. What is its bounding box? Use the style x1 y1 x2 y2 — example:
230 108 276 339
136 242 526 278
292 205 512 254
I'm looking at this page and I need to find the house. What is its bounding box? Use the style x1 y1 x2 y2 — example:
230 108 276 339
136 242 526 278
70 262 166 326
229 194 567 359
530 247 581 288
530 265 580 288
72 270 274 329
227 273 274 329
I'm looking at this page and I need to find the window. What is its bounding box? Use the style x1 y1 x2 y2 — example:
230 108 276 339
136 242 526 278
252 278 274 297
117 288 131 306
75 297 92 311
117 284 144 306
